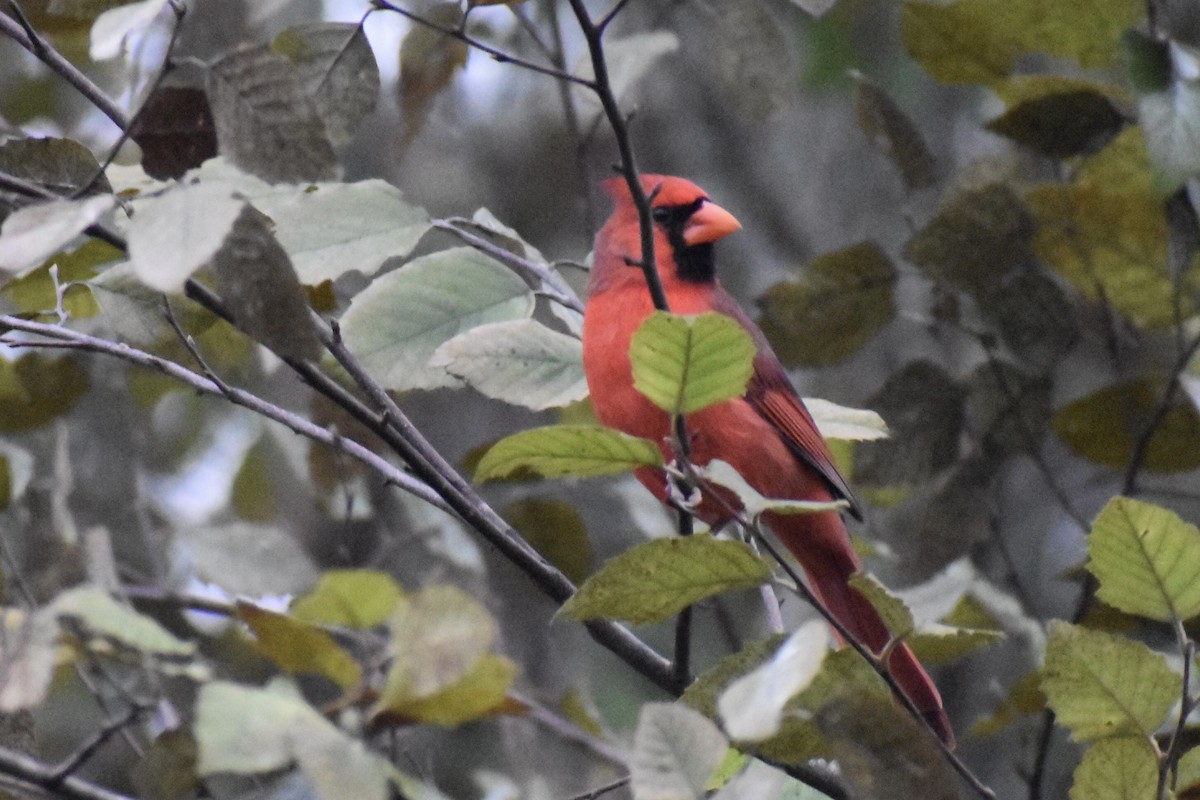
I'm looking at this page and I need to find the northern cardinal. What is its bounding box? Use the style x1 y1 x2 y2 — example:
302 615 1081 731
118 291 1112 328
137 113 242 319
581 175 953 747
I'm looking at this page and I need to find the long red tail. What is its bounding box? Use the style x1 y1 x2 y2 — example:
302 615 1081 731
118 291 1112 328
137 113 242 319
767 509 955 748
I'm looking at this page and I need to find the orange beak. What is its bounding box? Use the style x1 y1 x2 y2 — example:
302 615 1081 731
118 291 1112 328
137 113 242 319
683 199 742 246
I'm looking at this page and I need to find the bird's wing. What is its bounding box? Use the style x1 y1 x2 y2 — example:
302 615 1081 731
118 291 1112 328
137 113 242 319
712 288 862 518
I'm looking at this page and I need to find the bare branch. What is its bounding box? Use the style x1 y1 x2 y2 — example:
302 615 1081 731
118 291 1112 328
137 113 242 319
0 3 130 132
371 0 592 87
0 742 134 800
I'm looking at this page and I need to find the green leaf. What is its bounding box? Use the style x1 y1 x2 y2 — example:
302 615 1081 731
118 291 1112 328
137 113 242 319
3 239 116 317
503 498 593 584
1088 497 1200 622
630 311 755 416
231 437 277 522
1052 379 1200 472
431 319 587 411
237 603 362 690
195 679 395 800
1041 621 1178 741
0 194 115 277
1069 737 1159 800
126 182 245 293
291 570 405 629
560 534 771 625
0 354 90 432
717 620 829 741
474 425 662 481
1176 746 1200 796
1027 184 1187 329
903 184 1035 295
902 0 1144 85
249 179 430 285
756 241 896 367
340 247 533 392
631 703 727 800
52 586 195 656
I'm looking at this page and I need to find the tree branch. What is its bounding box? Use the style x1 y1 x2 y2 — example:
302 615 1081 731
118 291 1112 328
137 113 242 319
0 742 134 800
0 3 130 132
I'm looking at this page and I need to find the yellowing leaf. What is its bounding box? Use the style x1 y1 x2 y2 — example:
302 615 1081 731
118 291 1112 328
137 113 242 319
902 0 1144 85
1088 497 1200 622
1041 621 1178 741
399 3 468 147
373 585 514 726
560 534 771 625
291 570 405 629
757 241 895 367
1069 737 1159 800
379 653 517 727
238 603 362 690
630 311 755 416
1053 379 1200 472
52 585 194 657
1027 184 1188 329
474 425 662 481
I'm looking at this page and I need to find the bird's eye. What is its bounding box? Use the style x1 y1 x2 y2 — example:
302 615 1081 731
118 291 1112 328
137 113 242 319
651 207 670 223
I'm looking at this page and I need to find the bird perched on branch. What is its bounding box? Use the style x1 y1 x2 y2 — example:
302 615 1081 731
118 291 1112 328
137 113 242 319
581 174 953 747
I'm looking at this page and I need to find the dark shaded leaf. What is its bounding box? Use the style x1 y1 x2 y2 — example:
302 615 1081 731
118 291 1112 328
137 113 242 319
966 360 1052 457
758 241 895 367
271 22 379 147
979 270 1077 369
816 692 958 800
0 136 111 215
855 361 965 486
987 89 1128 158
1053 378 1200 473
904 184 1035 295
853 73 936 190
132 730 200 800
0 354 90 432
208 204 321 361
206 44 338 184
130 86 218 179
503 498 593 584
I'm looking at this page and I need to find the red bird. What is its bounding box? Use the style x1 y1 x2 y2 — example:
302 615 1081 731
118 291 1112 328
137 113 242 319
581 175 953 747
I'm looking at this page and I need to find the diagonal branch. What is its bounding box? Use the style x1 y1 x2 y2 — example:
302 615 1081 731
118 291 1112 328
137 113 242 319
0 742 134 800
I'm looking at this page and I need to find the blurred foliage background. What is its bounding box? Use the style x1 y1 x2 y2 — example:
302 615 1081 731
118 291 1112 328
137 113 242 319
2 0 1200 798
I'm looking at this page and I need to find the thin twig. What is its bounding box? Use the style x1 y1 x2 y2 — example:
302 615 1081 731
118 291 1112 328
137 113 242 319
0 314 454 515
1158 619 1195 800
1122 327 1200 496
565 775 630 800
0 743 134 800
48 704 148 786
511 691 629 769
432 218 584 313
372 0 591 87
0 3 130 132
